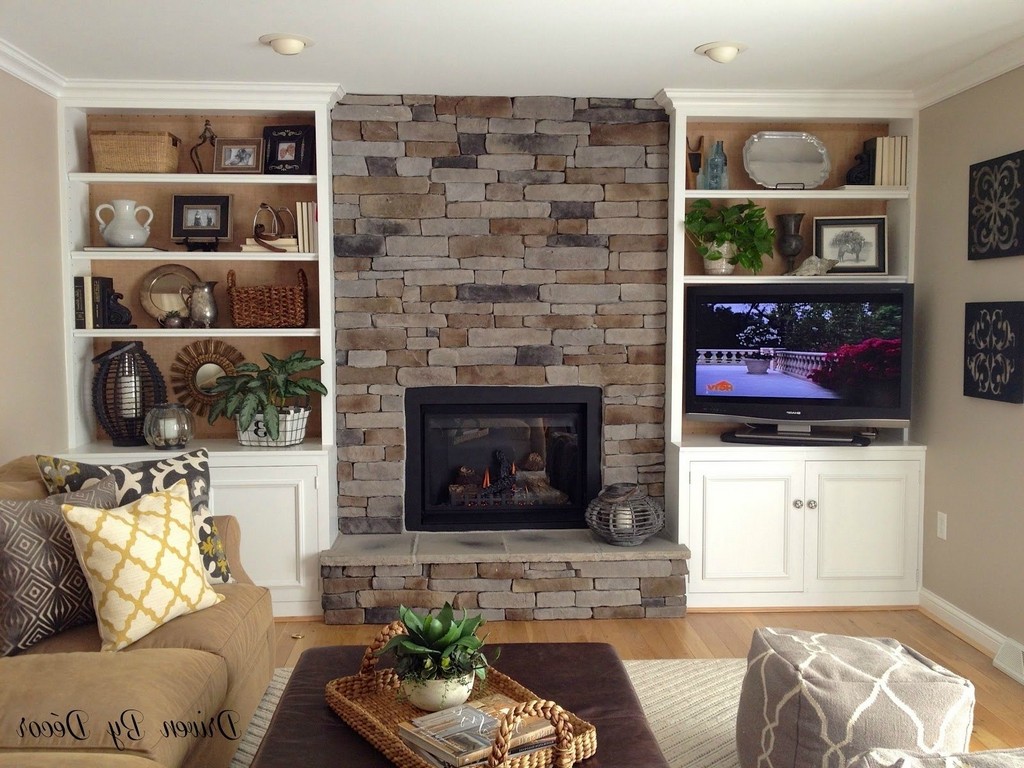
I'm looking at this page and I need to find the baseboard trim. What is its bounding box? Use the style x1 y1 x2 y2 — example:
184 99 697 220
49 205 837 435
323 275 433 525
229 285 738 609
918 588 1005 657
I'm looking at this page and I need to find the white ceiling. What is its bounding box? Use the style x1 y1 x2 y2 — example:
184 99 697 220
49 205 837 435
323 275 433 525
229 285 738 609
2 0 1024 102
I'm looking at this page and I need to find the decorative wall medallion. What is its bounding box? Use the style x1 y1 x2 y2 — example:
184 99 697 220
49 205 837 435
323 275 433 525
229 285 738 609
964 302 1024 403
968 150 1024 260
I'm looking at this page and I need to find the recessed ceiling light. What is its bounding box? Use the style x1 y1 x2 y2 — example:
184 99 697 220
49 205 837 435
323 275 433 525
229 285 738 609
259 33 314 56
695 41 748 64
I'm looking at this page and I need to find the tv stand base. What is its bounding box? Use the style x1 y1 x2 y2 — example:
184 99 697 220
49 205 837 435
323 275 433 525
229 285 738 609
721 426 872 447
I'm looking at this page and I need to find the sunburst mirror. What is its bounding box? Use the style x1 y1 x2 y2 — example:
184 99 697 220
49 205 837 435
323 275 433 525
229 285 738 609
170 339 245 416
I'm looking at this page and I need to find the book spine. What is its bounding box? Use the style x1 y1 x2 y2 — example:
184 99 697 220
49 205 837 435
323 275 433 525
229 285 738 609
73 276 87 329
309 201 318 253
297 201 307 252
91 276 113 329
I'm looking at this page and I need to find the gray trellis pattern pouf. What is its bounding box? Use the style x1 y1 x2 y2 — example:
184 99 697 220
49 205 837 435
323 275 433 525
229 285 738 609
735 627 976 768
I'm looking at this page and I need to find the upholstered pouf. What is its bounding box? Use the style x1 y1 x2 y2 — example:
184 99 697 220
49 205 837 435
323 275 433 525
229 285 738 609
735 628 976 768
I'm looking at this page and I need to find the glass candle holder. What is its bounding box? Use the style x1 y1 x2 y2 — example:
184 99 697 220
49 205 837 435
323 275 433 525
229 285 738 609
144 403 195 450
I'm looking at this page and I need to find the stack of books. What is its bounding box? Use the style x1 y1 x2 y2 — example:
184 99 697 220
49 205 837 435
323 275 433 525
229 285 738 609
862 135 909 186
73 275 114 329
397 693 556 768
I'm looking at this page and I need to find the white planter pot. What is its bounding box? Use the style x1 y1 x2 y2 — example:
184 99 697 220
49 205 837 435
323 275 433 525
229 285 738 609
236 406 311 447
401 674 475 711
703 242 737 275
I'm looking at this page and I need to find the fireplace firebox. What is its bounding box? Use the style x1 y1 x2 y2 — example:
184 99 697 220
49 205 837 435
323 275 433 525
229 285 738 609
405 386 602 531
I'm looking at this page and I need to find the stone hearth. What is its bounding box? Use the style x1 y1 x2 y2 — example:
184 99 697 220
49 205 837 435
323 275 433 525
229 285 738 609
321 530 689 624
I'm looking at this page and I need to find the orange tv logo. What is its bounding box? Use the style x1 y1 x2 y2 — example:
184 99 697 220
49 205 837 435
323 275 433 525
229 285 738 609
706 380 734 393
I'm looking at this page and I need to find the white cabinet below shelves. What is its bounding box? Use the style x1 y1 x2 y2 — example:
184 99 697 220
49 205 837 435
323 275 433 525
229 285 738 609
208 455 332 618
683 444 924 608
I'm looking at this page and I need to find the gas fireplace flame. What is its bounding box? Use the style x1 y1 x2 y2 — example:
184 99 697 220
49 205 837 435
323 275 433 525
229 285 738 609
482 468 491 489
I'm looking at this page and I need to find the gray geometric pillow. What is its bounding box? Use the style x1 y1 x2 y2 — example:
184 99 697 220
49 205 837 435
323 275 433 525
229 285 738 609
0 475 118 655
846 748 1024 767
34 449 232 584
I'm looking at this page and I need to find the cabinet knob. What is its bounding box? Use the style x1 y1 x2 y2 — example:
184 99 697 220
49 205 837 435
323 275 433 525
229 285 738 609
793 499 803 509
807 499 818 510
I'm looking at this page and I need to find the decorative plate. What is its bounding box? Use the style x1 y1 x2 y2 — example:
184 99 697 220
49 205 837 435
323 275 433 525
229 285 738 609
743 131 831 189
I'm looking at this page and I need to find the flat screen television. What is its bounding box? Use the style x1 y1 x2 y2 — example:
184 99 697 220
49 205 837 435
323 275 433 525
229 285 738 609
683 282 914 445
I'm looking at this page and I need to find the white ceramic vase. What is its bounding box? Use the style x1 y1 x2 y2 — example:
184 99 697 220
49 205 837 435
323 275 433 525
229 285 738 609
401 674 475 712
95 199 154 247
702 242 737 275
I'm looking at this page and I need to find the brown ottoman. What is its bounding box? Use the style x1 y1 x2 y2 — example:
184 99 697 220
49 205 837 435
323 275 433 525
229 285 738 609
736 628 976 768
251 642 668 768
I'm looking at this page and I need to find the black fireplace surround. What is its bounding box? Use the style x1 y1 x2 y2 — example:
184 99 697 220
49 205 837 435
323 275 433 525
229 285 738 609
405 386 603 532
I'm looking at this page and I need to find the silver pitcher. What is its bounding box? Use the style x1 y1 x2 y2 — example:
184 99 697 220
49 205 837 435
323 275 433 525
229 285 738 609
180 281 218 328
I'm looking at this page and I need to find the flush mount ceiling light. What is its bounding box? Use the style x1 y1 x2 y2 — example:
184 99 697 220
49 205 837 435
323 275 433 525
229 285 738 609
695 41 748 64
259 33 314 56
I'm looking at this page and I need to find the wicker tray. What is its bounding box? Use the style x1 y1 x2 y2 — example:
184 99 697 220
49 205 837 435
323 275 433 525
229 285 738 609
90 131 181 173
325 622 597 768
226 268 307 328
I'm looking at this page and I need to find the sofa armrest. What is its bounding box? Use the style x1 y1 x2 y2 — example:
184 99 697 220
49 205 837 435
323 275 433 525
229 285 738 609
213 514 254 585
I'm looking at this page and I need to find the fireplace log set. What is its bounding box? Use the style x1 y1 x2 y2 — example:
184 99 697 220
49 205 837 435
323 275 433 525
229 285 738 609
448 449 570 508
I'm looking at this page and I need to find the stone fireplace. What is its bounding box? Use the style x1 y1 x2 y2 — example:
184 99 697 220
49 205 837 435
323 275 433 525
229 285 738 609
405 385 602 531
333 94 670 537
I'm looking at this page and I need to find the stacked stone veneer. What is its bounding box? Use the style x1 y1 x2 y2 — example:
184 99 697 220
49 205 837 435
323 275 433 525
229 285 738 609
333 95 669 536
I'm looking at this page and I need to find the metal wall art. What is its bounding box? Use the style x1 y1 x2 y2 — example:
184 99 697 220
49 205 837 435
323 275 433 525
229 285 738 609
964 301 1024 403
968 149 1024 260
170 339 245 416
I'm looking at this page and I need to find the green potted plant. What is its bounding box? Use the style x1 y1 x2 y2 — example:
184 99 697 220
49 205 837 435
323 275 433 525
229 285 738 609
207 349 327 447
743 350 773 374
684 198 776 275
377 603 493 711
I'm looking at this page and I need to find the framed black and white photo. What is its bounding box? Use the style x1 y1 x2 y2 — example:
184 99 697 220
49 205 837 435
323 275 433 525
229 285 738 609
968 149 1024 260
213 137 264 173
813 215 887 274
262 125 314 174
171 194 232 242
964 301 1024 403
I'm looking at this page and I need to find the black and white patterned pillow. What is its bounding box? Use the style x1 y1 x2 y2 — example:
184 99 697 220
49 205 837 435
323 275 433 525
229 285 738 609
35 449 232 584
0 475 118 655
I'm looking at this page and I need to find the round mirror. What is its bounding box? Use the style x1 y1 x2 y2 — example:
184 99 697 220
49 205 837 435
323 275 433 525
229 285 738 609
140 264 202 320
170 340 245 416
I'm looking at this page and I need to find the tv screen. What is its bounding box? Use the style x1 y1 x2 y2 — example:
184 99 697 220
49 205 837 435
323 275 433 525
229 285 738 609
684 282 914 441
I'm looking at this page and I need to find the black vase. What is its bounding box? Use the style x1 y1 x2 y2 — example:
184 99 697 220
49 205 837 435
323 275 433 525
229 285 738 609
776 213 805 273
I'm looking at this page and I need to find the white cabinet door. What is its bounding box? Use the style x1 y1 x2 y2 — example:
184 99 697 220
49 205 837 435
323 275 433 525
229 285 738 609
689 461 804 593
209 463 320 616
805 460 920 592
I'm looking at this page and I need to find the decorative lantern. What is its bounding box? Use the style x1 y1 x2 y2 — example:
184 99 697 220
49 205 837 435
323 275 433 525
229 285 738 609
585 483 665 546
143 403 195 450
92 341 167 446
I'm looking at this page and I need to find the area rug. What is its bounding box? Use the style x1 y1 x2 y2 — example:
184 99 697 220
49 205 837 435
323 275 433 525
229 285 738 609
231 659 746 768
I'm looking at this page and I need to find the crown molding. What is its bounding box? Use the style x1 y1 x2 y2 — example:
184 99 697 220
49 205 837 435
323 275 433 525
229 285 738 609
0 38 65 96
59 80 344 109
656 89 917 119
915 37 1024 108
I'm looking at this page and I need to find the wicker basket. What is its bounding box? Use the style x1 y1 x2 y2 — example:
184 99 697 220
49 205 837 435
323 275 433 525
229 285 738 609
226 268 307 328
585 483 665 546
90 131 181 173
325 622 597 768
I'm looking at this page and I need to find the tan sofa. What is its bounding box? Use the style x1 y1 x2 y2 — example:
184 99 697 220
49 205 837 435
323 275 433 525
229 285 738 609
0 456 275 768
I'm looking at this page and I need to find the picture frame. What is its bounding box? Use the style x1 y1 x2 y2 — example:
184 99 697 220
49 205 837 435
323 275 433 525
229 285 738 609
813 215 887 274
262 125 314 175
213 137 264 173
171 194 232 242
964 301 1024 403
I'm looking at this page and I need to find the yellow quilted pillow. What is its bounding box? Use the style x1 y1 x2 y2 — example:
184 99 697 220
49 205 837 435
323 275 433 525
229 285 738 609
61 479 223 651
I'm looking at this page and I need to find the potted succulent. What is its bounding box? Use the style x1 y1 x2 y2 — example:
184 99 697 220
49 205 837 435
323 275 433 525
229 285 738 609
684 198 776 275
377 603 493 711
207 350 327 447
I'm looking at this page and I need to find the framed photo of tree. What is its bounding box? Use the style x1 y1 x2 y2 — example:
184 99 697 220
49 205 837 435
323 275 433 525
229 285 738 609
813 215 887 274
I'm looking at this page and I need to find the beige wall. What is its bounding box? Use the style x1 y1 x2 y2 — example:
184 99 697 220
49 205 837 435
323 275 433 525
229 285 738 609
0 71 65 461
915 66 1024 642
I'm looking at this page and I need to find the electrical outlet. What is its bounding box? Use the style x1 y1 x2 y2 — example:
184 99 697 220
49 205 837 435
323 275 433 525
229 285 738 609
937 511 947 540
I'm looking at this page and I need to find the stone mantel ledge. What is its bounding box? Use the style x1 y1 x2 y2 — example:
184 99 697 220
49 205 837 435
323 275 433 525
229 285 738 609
321 529 690 567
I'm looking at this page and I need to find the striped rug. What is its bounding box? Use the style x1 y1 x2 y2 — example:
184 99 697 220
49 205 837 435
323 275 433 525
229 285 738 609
232 659 746 768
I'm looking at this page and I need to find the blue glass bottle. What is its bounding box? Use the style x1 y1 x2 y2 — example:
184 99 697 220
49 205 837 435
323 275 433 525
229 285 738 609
707 140 727 190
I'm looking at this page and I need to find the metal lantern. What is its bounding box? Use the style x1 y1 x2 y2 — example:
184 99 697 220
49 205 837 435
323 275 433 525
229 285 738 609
143 402 195 450
92 341 167 446
585 483 665 546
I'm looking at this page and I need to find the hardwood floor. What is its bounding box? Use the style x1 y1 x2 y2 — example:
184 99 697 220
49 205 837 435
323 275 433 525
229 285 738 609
272 608 1024 752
